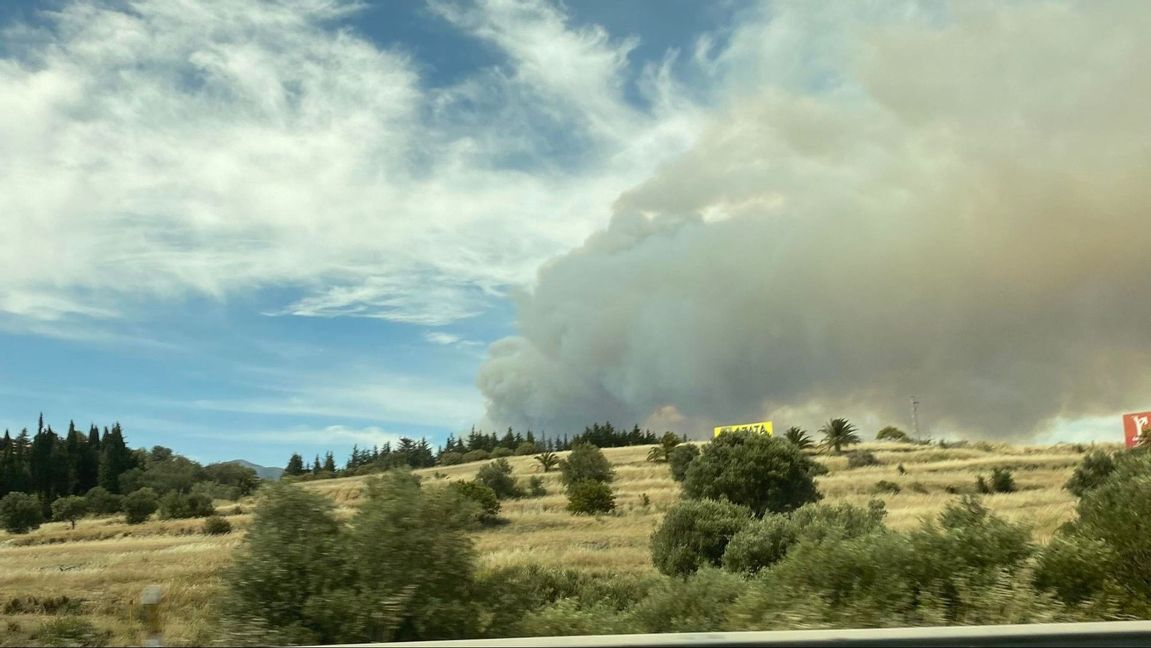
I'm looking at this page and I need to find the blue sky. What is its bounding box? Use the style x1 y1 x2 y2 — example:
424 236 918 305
0 0 748 466
2 1 1146 464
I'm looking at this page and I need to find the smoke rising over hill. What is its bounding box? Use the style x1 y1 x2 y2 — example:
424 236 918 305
477 2 1151 440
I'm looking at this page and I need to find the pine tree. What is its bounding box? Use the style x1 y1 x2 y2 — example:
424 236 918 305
322 451 336 473
285 453 305 476
312 455 322 474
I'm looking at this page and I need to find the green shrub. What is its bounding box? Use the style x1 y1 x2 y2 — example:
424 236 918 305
461 449 490 464
650 499 752 577
1071 469 1151 603
203 515 233 535
527 476 548 498
908 481 929 494
449 481 501 524
722 514 796 574
219 482 349 645
977 468 1017 494
566 480 615 515
196 481 242 502
559 444 614 487
84 486 122 515
122 488 159 524
790 500 888 544
668 444 700 482
847 451 880 468
876 426 911 442
872 480 901 495
874 428 911 444
1034 534 1116 605
682 431 824 517
1073 449 1117 492
346 472 483 641
437 451 463 466
34 617 111 647
491 447 514 459
51 495 88 529
633 568 748 632
475 564 658 637
159 491 216 519
475 459 524 500
515 442 539 456
0 492 43 534
222 472 483 644
723 501 886 574
517 599 637 637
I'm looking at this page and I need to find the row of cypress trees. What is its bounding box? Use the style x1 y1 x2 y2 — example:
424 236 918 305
0 415 136 503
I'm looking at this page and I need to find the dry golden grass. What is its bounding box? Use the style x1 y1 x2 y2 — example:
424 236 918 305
0 440 1111 645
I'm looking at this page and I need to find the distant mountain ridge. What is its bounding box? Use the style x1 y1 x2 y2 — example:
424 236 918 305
223 459 283 481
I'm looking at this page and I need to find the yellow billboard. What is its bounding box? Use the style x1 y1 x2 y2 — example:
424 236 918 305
713 420 773 438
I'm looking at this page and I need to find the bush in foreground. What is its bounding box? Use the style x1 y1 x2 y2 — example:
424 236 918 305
723 501 887 574
34 617 112 647
683 432 823 517
650 499 752 577
667 444 699 482
220 472 483 644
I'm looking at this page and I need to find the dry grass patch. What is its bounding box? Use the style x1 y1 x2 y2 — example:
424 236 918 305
0 439 1094 644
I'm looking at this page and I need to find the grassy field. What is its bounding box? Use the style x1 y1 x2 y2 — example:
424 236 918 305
0 440 1107 645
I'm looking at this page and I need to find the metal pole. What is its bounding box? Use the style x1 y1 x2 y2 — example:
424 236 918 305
910 396 921 443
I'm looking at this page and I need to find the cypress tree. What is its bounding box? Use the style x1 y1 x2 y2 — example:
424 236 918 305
284 453 305 476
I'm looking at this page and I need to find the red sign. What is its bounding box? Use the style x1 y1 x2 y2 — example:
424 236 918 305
1123 411 1151 448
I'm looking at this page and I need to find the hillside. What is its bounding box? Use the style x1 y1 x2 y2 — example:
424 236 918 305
222 459 284 481
0 440 1102 645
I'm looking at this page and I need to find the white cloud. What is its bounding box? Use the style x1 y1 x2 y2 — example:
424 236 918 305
424 331 462 345
241 425 409 448
188 370 483 429
0 0 702 328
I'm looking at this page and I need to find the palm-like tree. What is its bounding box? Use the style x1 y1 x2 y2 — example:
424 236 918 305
783 426 814 450
534 451 560 473
647 432 682 463
819 418 861 454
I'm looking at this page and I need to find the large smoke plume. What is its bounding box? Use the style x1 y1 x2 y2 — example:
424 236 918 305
478 2 1151 440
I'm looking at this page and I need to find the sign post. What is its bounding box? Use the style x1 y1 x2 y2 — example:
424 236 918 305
140 585 162 647
1123 412 1151 448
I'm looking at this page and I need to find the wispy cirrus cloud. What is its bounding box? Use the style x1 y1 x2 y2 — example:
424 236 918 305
0 0 702 331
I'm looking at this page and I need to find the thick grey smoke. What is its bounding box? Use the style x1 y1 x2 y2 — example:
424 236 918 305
477 2 1151 440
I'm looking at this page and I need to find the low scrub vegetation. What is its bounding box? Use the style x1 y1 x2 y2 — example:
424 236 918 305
6 437 1147 646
